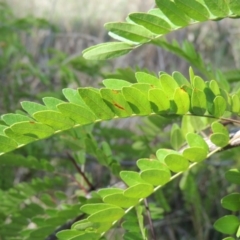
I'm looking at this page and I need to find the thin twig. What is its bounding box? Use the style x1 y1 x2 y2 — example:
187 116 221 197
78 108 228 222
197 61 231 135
144 198 156 240
66 152 95 191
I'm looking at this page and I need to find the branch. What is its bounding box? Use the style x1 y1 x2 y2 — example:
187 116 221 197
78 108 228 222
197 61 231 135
66 152 95 191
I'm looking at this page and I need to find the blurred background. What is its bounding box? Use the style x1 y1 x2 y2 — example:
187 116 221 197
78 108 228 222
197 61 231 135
1 1 240 239
2 0 240 113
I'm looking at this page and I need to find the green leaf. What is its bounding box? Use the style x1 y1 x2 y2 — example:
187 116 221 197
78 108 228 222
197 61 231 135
186 132 209 151
21 101 47 116
173 71 190 87
78 88 115 120
124 183 153 198
203 0 229 17
100 89 133 117
11 122 54 139
57 103 97 125
229 0 240 15
88 207 124 223
56 230 84 240
0 135 18 153
221 193 240 211
29 226 55 238
211 121 229 137
192 76 205 90
33 110 75 131
135 72 161 87
104 193 139 208
137 159 169 171
62 88 86 106
122 87 152 115
172 87 190 114
210 121 229 147
156 148 177 163
4 128 36 145
209 80 220 95
160 74 179 99
102 79 131 89
231 94 240 113
129 13 171 34
170 123 185 150
183 147 208 162
81 203 116 215
120 171 146 187
190 88 206 115
164 154 189 172
225 169 240 185
214 215 240 235
155 0 190 26
148 88 170 112
105 22 155 44
83 42 133 60
174 0 210 22
98 188 123 198
213 96 226 117
140 169 171 186
2 114 32 125
42 97 64 111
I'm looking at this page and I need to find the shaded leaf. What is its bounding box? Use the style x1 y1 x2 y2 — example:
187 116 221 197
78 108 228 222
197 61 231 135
221 193 240 211
214 215 240 235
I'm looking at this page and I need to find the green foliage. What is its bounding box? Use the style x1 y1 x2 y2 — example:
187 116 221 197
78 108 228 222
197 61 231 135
1 0 240 239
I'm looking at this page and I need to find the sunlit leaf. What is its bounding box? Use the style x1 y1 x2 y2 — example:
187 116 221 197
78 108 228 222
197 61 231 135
88 207 124 223
135 72 161 87
164 153 189 172
213 96 226 117
33 110 75 131
122 87 152 115
148 88 170 112
105 22 155 44
175 0 209 21
155 0 190 26
129 12 171 34
79 88 115 120
203 0 229 17
83 42 134 60
124 183 153 198
120 171 146 186
104 193 139 208
183 147 208 162
102 79 131 89
172 87 190 114
140 169 171 186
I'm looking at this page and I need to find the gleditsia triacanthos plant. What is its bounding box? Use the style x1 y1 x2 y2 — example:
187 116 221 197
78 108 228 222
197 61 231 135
1 1 240 240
